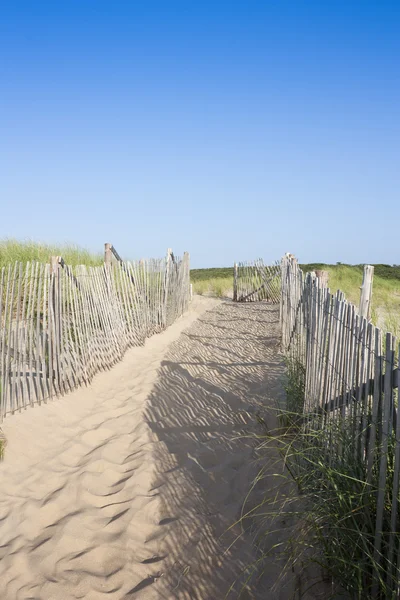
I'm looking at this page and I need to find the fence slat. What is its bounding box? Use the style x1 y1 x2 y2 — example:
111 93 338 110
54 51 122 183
372 332 395 594
387 342 400 589
0 268 6 419
28 262 38 407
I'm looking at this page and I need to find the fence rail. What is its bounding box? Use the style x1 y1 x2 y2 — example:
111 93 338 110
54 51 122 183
233 259 280 302
0 249 190 420
281 253 400 598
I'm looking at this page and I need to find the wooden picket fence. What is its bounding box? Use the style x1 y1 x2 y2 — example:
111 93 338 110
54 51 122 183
0 248 190 420
281 253 400 597
233 259 281 302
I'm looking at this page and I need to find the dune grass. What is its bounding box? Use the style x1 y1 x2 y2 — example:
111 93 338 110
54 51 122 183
301 264 400 334
239 357 394 599
280 358 397 598
192 277 232 298
0 239 103 269
308 264 400 309
190 267 232 282
190 268 233 298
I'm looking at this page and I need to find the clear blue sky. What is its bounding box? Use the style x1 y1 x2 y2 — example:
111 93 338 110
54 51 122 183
1 1 399 268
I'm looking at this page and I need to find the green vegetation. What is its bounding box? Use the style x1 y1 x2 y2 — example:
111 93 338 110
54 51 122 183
274 359 396 598
190 268 232 297
300 263 400 334
239 358 395 598
300 263 400 306
192 277 232 298
190 267 232 282
190 268 232 296
301 263 400 282
0 239 103 269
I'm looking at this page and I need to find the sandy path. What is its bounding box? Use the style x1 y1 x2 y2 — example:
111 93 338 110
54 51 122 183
0 298 327 599
143 301 287 600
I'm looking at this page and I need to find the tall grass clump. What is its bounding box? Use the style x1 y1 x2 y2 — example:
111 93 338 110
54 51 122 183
192 279 208 296
0 239 103 268
192 277 232 298
235 355 399 598
256 358 400 600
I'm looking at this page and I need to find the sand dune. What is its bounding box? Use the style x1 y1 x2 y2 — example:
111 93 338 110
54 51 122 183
0 297 332 599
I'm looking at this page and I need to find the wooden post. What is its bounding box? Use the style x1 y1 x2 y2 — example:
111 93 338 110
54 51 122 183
104 243 112 267
359 265 374 320
315 270 329 288
233 262 238 301
163 249 172 328
50 256 62 397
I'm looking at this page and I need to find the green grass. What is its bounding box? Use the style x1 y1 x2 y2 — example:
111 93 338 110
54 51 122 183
192 276 232 298
299 263 400 334
190 267 232 282
282 359 399 599
301 263 400 282
241 358 396 599
0 239 103 269
301 263 399 304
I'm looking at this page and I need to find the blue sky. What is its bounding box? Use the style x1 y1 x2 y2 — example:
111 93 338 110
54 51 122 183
1 1 399 268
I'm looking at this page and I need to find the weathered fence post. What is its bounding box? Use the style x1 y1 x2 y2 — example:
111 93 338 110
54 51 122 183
315 270 329 287
359 265 374 320
50 257 60 274
103 243 114 304
163 248 172 328
233 262 238 301
50 256 62 398
104 243 112 268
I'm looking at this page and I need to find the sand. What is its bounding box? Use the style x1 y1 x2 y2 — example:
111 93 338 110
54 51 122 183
0 297 333 599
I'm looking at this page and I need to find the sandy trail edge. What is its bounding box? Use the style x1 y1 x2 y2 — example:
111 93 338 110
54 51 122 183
0 297 217 599
0 298 334 600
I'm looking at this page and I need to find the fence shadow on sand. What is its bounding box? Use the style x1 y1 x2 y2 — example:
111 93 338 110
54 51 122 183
144 302 286 599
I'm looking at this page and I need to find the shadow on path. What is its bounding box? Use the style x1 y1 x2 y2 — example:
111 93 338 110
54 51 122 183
145 302 285 599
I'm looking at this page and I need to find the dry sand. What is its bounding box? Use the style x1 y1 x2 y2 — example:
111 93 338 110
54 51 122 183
0 297 333 600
